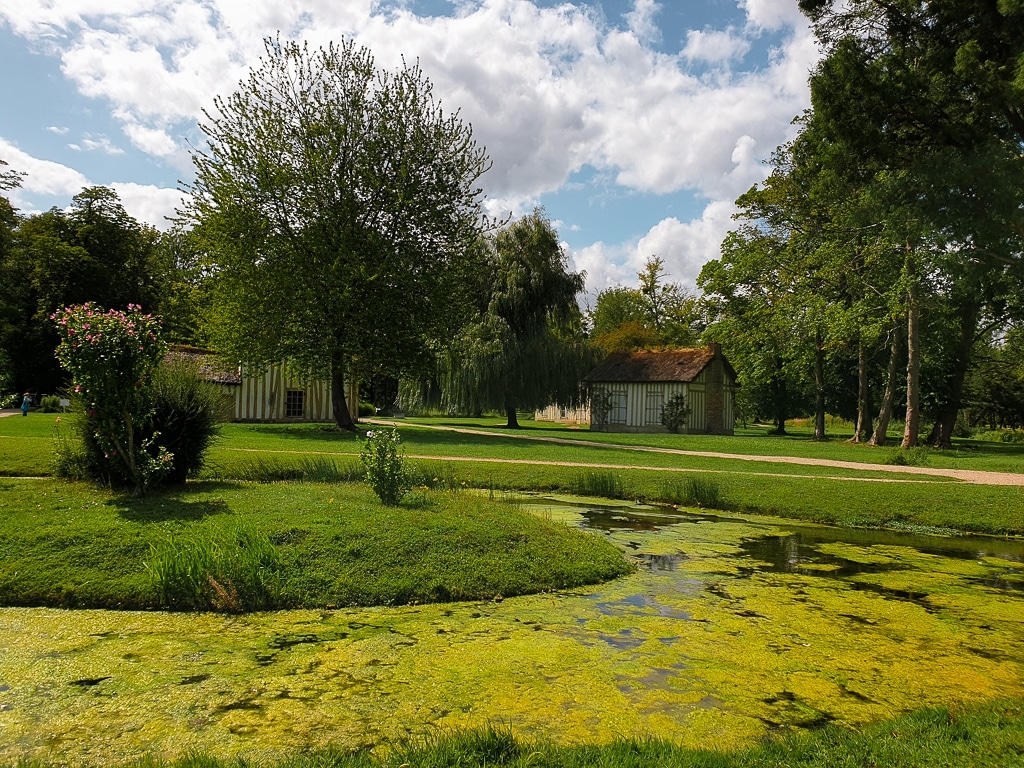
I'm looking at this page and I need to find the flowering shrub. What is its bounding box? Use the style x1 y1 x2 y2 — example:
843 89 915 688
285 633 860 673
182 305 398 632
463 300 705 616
52 303 171 494
360 428 412 506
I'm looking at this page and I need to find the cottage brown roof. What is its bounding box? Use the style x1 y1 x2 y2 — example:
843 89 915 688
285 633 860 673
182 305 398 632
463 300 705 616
164 346 241 386
583 347 733 384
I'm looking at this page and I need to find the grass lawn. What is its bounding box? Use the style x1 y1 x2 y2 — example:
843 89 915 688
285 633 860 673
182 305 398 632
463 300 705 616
391 415 1024 474
0 478 631 610
4 413 1024 536
29 699 1019 768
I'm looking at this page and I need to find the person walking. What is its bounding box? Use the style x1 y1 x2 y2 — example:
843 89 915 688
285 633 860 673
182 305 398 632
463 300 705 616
20 392 30 416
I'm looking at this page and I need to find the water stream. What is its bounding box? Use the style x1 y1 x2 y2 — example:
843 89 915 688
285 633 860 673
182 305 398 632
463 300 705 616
1 498 1022 764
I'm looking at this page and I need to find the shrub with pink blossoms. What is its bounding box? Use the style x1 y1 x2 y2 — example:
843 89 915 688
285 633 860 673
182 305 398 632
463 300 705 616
52 303 171 494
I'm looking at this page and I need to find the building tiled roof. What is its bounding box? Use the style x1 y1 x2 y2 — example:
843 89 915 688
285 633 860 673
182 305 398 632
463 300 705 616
164 346 242 385
583 347 733 384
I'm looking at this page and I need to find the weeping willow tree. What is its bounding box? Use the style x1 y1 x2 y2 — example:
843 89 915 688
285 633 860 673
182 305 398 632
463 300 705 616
440 210 592 428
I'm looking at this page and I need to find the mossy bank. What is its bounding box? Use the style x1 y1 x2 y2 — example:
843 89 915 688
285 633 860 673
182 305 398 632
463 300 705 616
0 479 632 611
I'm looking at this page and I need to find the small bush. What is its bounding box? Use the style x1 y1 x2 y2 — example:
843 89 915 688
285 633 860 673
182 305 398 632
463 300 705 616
358 402 376 417
52 303 170 494
146 520 283 612
149 358 227 484
885 445 930 466
39 395 62 413
53 359 226 488
360 428 413 505
570 471 628 499
661 476 724 509
661 394 690 434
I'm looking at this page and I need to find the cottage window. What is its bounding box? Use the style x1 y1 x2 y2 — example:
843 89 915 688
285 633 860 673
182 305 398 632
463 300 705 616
608 389 627 424
644 389 664 426
285 389 304 418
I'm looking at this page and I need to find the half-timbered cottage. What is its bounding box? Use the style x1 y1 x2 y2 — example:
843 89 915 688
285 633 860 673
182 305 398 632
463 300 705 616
167 347 358 423
583 345 736 434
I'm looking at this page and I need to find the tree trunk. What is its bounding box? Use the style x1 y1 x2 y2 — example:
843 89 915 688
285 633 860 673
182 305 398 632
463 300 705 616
902 285 921 449
813 328 827 441
770 370 787 435
331 347 356 431
851 339 871 443
869 322 902 446
930 300 980 449
505 405 521 429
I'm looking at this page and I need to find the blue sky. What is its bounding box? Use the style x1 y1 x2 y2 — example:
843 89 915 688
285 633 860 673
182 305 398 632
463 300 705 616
0 0 818 296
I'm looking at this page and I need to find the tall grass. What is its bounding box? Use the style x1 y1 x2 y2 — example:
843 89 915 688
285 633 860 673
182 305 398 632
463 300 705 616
569 470 630 499
146 520 283 612
884 445 931 466
661 476 725 509
413 462 471 493
228 456 363 483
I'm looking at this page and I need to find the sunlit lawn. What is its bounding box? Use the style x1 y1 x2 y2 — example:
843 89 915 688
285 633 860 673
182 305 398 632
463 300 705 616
4 413 1024 535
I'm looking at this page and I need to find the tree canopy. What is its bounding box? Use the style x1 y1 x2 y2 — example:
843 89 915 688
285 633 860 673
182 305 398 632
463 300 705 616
0 185 167 395
702 0 1024 445
590 256 700 353
182 36 491 429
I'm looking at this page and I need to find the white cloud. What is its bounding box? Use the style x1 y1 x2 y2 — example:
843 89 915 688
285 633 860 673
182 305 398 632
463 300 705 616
632 200 738 292
1 0 820 286
109 182 185 230
46 125 69 135
682 28 751 65
569 240 635 299
69 134 125 154
0 138 182 229
118 116 179 158
0 137 89 200
625 0 661 45
569 200 738 298
1 0 816 204
740 0 807 32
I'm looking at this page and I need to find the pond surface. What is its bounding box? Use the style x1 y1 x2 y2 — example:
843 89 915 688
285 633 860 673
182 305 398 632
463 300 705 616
2 499 1023 765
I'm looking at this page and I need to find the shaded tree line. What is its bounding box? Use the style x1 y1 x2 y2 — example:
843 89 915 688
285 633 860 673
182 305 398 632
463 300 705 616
0 178 207 398
699 0 1024 446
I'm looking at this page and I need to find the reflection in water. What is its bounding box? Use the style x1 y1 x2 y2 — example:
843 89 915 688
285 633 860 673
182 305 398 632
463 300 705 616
1 498 1023 765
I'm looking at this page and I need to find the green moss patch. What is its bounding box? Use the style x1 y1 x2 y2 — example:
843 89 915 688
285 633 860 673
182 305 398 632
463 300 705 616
3 499 1024 765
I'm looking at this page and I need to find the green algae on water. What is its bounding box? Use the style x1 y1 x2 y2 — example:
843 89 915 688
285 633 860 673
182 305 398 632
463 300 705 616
2 500 1024 765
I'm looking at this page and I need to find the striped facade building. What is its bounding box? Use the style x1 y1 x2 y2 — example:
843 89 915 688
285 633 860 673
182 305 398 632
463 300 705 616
583 346 736 434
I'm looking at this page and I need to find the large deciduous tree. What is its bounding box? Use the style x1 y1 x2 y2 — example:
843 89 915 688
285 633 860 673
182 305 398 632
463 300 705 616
440 210 590 428
0 160 23 394
182 37 490 430
590 256 700 352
